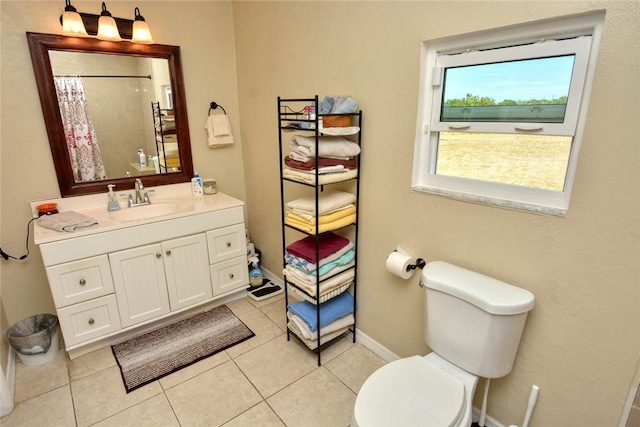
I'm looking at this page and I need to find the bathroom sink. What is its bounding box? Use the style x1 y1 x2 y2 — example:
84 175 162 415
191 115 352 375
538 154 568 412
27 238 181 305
110 202 181 222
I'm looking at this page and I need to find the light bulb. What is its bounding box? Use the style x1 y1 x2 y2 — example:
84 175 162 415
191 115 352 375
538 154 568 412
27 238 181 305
61 0 87 36
131 7 154 44
96 2 122 41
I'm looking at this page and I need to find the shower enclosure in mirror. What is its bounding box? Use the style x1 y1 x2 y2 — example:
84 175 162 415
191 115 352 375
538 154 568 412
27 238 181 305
27 32 194 197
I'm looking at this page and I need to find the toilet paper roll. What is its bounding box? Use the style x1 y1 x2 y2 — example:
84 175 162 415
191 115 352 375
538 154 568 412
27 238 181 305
386 251 417 280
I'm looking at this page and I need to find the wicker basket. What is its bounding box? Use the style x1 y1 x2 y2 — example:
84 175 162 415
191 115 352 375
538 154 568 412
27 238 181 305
322 115 352 128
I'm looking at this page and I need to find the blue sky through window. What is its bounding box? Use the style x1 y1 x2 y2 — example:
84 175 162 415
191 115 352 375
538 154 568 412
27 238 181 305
443 55 575 103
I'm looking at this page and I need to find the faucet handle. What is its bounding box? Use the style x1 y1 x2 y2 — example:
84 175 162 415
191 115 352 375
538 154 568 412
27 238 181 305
120 193 135 207
143 189 155 203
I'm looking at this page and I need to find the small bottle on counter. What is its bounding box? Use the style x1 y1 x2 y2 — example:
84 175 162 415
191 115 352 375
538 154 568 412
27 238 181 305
191 172 203 196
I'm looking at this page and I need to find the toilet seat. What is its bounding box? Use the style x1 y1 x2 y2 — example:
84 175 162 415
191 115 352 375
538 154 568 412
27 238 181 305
354 355 466 427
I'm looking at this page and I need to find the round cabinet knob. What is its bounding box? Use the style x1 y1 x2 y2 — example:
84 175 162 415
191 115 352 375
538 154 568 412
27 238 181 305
229 273 234 279
88 318 95 325
79 279 86 286
226 241 232 247
156 253 162 258
166 250 172 256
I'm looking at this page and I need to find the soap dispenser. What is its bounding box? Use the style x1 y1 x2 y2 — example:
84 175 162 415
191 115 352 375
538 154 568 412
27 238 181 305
107 184 121 211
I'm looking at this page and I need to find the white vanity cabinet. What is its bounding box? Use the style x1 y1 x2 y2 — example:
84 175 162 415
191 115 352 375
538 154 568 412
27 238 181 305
35 191 249 356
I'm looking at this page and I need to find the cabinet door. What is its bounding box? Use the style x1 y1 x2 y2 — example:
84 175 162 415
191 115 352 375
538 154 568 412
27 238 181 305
206 224 247 264
109 244 170 327
162 234 213 311
210 256 249 296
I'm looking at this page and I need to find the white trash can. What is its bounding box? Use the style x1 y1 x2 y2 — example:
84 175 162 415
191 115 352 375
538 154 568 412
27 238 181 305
6 314 60 366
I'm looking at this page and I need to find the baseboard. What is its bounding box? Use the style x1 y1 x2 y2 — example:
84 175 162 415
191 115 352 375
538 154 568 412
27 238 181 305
0 348 16 417
354 327 401 363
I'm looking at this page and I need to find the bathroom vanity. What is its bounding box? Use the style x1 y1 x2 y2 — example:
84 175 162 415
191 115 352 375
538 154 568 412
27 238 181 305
32 184 248 358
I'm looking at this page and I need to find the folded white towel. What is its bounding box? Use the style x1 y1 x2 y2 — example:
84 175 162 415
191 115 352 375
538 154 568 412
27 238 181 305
287 322 350 350
288 312 355 341
290 135 360 158
285 190 356 216
205 115 234 147
38 211 98 232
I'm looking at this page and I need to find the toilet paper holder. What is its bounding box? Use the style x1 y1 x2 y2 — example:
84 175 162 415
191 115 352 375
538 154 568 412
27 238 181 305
408 257 426 271
392 247 426 272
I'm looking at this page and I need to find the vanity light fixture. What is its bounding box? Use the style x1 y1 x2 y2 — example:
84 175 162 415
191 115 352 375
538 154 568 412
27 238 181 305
61 0 88 36
96 2 122 41
59 1 154 43
131 7 154 44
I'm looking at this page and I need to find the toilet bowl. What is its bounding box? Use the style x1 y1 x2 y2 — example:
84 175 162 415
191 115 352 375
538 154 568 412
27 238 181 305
353 261 535 427
353 353 478 427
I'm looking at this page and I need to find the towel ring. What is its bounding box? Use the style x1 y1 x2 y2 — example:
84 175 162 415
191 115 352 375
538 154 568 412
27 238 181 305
208 101 227 115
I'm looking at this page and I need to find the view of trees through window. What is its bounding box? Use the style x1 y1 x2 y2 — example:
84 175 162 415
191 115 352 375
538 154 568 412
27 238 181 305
435 55 575 188
440 56 574 123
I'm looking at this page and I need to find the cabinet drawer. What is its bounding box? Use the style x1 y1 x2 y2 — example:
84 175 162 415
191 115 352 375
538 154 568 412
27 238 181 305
57 295 122 347
210 256 249 295
46 255 115 308
206 224 247 264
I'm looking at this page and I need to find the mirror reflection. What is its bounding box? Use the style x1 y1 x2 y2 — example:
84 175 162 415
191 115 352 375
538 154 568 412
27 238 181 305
27 32 193 197
49 51 180 183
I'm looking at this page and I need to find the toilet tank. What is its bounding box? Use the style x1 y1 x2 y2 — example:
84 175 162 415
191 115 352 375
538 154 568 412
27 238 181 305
423 261 535 378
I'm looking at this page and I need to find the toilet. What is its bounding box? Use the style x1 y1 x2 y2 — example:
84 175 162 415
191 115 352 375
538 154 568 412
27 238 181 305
353 261 535 427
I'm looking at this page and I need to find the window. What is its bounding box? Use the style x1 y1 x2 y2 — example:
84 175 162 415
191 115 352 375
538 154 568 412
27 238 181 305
412 11 605 215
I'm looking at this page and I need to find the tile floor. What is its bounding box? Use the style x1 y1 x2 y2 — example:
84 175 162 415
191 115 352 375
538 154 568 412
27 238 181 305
1 294 386 427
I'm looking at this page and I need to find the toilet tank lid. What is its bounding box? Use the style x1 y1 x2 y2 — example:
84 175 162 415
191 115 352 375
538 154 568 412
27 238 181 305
423 261 535 315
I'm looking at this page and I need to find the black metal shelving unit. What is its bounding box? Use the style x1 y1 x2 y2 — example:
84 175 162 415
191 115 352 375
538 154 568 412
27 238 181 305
277 95 362 366
151 101 178 173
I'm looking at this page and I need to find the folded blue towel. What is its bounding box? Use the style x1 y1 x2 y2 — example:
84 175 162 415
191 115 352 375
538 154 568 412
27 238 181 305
319 96 335 114
288 291 354 332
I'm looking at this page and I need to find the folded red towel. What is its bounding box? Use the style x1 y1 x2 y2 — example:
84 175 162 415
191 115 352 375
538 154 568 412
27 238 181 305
286 232 350 263
284 155 356 171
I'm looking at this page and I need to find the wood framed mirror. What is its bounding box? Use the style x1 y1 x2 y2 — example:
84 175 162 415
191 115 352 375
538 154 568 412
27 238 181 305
27 32 193 197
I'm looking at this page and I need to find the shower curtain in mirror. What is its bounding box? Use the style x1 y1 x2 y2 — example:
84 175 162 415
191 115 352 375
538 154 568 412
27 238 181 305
54 76 107 182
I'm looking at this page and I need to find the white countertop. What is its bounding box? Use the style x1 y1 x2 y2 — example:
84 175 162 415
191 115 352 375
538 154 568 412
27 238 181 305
31 183 244 245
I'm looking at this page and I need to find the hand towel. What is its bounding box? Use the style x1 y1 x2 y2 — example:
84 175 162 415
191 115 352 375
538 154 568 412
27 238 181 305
37 211 98 232
284 268 354 297
205 115 234 147
287 291 354 331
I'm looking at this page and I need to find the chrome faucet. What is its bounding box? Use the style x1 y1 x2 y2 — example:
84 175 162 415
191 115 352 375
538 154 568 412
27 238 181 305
134 179 145 204
123 179 153 207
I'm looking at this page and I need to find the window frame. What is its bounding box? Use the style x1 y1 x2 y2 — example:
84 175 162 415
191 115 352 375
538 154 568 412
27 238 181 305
412 11 605 216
